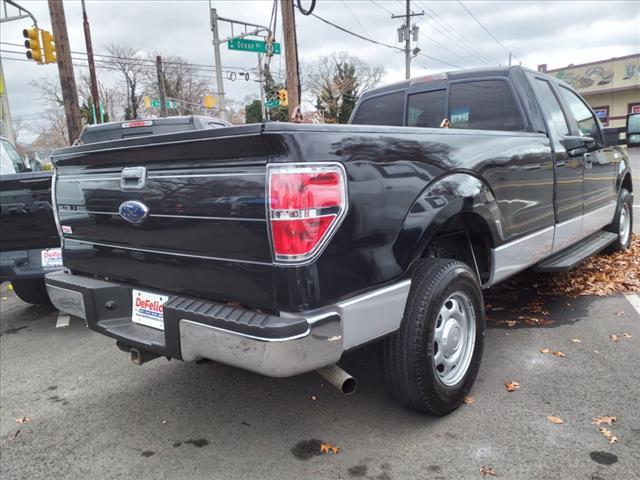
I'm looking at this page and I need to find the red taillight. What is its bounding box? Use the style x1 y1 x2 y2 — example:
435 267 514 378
268 164 347 263
121 120 153 128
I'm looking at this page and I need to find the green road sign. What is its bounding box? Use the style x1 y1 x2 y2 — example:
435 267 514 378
228 38 281 55
151 99 178 109
264 99 280 110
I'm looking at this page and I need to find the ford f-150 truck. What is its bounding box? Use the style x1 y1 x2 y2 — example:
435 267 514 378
45 66 633 414
1 137 62 304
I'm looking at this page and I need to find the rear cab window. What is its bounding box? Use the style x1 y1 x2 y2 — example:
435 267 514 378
351 91 404 126
407 89 446 128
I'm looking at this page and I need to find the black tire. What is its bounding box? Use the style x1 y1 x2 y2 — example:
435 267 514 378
605 188 633 253
12 278 52 305
382 258 485 415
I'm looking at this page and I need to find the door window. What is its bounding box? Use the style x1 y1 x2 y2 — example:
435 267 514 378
351 91 404 126
530 78 569 137
0 139 27 175
407 89 446 128
448 80 524 131
559 87 602 141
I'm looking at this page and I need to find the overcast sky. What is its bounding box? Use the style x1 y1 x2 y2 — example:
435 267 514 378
1 0 639 124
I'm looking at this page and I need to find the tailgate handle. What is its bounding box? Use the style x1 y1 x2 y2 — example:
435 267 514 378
121 167 146 190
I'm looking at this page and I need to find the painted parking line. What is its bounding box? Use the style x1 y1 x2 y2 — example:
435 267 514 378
625 294 640 316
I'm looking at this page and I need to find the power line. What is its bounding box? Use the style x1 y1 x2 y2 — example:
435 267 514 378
0 41 249 71
456 1 522 64
413 0 496 65
370 0 396 16
307 11 462 69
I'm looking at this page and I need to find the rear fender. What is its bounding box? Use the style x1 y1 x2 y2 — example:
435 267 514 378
393 173 502 269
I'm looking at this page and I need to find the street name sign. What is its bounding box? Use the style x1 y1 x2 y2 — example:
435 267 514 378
228 38 281 55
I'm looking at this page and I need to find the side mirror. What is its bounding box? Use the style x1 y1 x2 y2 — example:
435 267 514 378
563 135 594 156
627 113 640 148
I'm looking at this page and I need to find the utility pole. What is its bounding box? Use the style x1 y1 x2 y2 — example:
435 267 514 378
156 56 167 118
80 0 100 124
280 0 300 120
0 59 15 145
392 0 423 80
209 6 226 120
48 0 82 144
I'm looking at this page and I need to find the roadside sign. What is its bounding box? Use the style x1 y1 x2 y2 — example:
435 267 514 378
228 38 281 55
264 99 280 110
151 99 178 109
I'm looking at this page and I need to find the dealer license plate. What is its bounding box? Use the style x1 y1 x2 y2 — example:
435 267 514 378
131 289 168 331
41 248 63 267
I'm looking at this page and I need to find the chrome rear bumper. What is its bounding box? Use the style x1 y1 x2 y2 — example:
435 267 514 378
45 271 409 378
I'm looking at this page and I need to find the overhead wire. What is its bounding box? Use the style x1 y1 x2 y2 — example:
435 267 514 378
305 11 462 69
456 0 523 64
413 0 497 65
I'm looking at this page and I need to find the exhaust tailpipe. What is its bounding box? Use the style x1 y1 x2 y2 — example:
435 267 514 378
317 364 357 395
130 348 159 366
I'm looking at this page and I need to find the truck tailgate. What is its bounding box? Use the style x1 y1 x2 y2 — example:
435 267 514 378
52 126 276 308
1 171 59 252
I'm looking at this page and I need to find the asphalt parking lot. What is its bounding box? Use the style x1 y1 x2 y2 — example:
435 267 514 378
1 152 639 480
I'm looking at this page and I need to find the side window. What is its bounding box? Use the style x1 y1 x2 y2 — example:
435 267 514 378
351 92 404 126
559 87 602 141
0 139 27 175
530 78 569 137
448 80 524 131
407 89 446 128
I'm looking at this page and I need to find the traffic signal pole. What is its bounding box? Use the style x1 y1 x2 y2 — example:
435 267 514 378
48 0 82 144
209 6 227 120
280 0 300 120
80 0 100 123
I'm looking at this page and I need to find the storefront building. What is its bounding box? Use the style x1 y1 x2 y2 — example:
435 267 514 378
538 53 640 128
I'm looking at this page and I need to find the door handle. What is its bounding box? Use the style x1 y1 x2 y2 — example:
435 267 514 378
583 152 593 169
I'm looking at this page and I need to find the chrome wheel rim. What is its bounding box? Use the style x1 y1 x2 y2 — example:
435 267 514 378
433 292 476 386
620 203 631 246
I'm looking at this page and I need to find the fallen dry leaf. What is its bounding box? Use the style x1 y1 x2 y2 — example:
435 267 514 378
463 395 476 405
610 334 620 342
540 348 551 354
622 333 632 339
480 466 497 477
546 415 564 424
552 351 566 358
505 320 517 327
505 381 520 392
592 416 617 426
598 427 619 444
320 443 340 454
570 338 582 343
15 417 31 425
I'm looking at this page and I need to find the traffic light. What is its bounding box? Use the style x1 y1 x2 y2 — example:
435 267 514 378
23 27 42 64
277 88 288 107
41 30 56 64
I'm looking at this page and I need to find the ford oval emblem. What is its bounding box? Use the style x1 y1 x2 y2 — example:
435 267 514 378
118 200 149 224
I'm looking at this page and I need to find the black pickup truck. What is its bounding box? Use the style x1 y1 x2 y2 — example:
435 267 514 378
1 137 61 304
45 66 633 414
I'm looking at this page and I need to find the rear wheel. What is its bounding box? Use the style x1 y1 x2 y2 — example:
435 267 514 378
605 188 633 253
12 278 52 305
382 258 485 415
